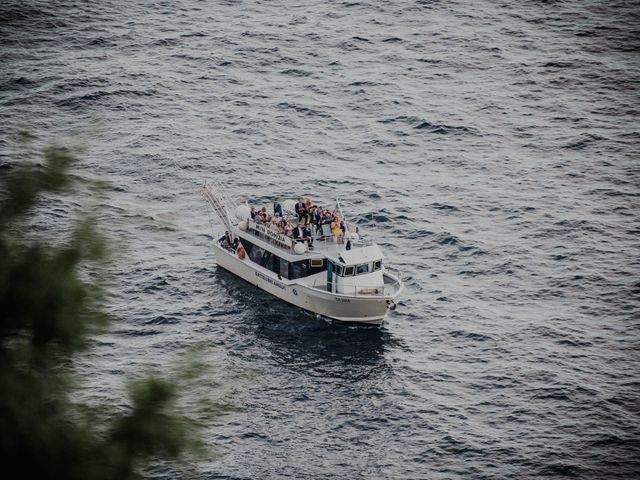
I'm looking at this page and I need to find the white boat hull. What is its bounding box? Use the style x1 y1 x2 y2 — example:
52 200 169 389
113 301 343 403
213 244 394 325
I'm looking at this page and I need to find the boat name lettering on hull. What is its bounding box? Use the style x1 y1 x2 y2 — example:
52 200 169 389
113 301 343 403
255 271 286 290
336 298 351 303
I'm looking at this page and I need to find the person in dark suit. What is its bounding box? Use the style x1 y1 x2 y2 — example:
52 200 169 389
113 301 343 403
293 222 313 248
295 197 306 222
273 199 283 217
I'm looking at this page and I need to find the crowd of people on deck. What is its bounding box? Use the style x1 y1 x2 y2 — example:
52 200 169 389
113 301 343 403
257 197 347 249
220 197 348 252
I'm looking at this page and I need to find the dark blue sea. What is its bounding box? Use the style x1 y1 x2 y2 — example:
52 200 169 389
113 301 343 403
1 1 639 478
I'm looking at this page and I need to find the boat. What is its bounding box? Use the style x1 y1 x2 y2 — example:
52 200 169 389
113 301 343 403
200 181 403 326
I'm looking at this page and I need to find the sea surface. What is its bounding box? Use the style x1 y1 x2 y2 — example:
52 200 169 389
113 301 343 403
1 1 639 478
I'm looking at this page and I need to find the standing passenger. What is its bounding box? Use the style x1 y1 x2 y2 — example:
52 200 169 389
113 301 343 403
331 217 343 243
273 199 283 217
295 197 306 222
311 205 321 228
302 208 312 227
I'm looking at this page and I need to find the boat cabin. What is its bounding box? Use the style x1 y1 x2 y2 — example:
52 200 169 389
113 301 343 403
237 234 327 280
234 226 387 296
327 245 385 295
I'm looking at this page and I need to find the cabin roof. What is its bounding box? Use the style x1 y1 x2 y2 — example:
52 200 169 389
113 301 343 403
336 245 384 265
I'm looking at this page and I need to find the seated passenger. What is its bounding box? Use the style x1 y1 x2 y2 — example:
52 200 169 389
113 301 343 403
284 221 294 237
256 207 268 224
219 231 232 249
293 222 313 248
250 205 257 220
236 243 246 259
268 217 282 235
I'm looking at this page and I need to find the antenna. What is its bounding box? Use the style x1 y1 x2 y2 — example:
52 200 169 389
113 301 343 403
336 198 359 242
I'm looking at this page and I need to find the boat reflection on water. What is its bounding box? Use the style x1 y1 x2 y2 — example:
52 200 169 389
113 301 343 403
213 269 405 380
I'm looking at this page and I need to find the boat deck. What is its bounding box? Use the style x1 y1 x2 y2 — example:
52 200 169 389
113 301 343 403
241 224 360 260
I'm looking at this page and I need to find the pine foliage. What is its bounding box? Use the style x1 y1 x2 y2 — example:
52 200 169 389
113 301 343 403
0 144 200 479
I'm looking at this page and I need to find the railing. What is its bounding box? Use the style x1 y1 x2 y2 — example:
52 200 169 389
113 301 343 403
246 220 349 254
248 220 295 250
383 268 402 284
311 277 402 297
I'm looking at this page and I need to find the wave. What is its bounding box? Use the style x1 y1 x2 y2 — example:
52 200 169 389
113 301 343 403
448 330 492 341
280 69 313 77
55 89 158 108
563 133 607 150
379 116 478 134
276 102 331 118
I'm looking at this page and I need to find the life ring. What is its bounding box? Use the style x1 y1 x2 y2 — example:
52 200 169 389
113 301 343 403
236 244 246 259
358 288 380 295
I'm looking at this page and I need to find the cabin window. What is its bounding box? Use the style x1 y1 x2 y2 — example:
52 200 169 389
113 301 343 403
308 258 326 276
240 238 255 256
336 264 344 276
344 266 354 276
290 260 308 280
356 263 370 275
249 246 265 264
260 251 270 267
279 258 290 279
263 252 276 271
373 260 382 271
